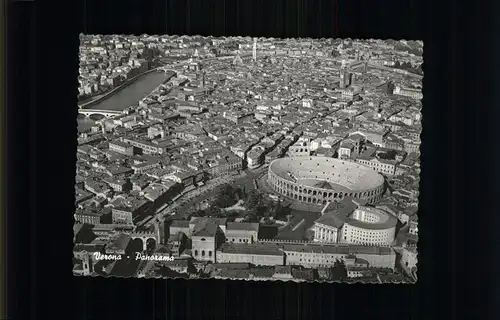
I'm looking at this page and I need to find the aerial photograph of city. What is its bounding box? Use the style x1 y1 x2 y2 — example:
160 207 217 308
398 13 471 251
73 35 422 283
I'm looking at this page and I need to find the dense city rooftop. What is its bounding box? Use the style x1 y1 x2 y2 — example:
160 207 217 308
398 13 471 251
74 35 421 282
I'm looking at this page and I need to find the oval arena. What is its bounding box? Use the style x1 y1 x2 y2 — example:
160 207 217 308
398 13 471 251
267 157 385 206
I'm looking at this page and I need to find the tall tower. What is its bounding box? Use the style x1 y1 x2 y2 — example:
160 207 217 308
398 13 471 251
344 71 351 87
81 252 93 276
154 219 162 246
339 67 346 88
252 37 257 62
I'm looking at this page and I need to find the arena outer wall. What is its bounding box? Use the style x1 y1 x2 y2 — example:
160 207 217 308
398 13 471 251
267 156 385 206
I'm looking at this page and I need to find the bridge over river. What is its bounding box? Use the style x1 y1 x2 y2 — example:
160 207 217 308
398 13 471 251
78 53 421 132
77 70 172 132
78 109 123 118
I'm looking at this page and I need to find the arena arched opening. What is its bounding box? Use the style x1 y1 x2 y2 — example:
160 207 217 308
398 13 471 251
267 156 385 206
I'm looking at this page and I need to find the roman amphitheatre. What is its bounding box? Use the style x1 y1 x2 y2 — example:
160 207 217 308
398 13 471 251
267 156 386 206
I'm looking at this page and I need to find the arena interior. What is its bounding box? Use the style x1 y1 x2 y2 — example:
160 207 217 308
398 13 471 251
267 156 386 206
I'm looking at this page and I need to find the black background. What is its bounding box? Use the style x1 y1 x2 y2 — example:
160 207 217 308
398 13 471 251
5 0 496 319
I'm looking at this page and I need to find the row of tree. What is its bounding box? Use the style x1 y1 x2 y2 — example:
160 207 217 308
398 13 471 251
190 184 248 219
243 189 292 222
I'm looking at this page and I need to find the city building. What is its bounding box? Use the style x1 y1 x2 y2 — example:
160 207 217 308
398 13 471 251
111 198 151 225
109 140 135 156
225 222 260 243
121 137 169 155
191 222 224 263
400 246 418 280
287 140 311 157
393 85 423 100
313 198 397 246
281 243 396 269
216 243 285 266
167 232 188 258
409 219 419 236
169 220 191 237
223 111 254 124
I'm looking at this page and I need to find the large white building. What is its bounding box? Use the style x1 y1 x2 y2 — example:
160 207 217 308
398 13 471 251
356 157 398 176
393 86 423 100
313 198 398 246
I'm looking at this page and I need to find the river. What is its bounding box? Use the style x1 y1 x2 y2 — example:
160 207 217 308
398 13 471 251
77 71 169 132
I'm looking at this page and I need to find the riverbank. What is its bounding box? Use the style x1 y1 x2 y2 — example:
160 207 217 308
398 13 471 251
78 68 161 109
77 71 171 132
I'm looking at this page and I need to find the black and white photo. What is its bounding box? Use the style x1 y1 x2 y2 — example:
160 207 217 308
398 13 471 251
73 35 422 283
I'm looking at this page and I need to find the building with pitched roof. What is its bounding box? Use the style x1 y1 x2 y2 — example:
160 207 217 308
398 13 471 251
225 222 259 244
281 242 396 269
190 218 226 262
216 243 285 266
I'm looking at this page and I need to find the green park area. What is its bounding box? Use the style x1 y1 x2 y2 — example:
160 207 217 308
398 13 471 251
190 184 292 224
